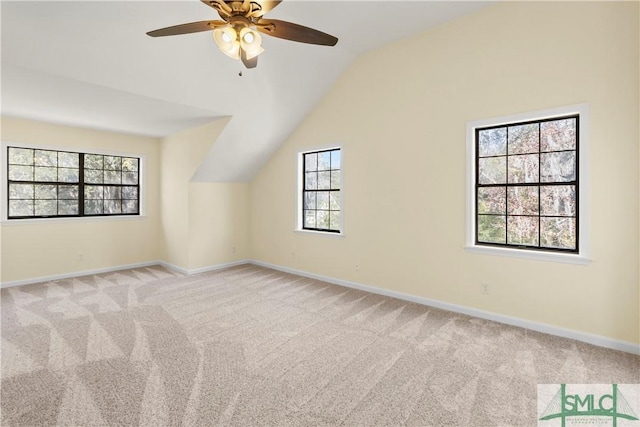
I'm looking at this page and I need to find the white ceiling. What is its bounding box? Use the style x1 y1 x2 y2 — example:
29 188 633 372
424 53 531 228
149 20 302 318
1 0 493 182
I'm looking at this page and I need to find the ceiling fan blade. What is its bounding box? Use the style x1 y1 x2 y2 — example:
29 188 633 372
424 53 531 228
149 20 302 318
256 19 338 46
146 20 226 37
240 47 258 69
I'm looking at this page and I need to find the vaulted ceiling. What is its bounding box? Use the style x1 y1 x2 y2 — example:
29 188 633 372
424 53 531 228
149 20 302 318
1 1 493 181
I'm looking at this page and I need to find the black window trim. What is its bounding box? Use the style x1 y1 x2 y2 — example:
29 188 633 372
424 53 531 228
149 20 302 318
301 147 342 234
474 114 579 254
6 146 141 220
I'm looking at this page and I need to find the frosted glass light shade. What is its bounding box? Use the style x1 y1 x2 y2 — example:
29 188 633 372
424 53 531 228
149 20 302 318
239 28 264 60
213 27 240 59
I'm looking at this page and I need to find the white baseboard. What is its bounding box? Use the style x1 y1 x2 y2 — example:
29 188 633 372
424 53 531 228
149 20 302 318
248 259 640 355
159 260 250 275
156 262 190 275
1 261 162 289
1 259 253 288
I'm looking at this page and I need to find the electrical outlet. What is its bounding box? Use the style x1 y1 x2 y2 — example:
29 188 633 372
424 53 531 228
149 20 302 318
77 253 84 262
291 251 296 259
481 283 490 295
232 246 237 254
355 263 360 271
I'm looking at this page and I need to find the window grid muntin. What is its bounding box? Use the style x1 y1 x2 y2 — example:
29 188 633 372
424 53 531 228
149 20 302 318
475 115 579 253
302 148 341 233
7 147 140 219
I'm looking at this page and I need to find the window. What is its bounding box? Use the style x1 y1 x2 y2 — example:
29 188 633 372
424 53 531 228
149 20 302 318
466 104 590 263
7 146 140 219
473 114 579 253
301 148 341 233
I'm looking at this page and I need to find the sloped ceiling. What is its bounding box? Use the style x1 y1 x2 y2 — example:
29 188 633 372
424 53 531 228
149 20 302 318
1 1 493 182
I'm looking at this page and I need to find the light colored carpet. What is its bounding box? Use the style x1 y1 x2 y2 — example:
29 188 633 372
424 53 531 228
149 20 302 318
1 264 638 426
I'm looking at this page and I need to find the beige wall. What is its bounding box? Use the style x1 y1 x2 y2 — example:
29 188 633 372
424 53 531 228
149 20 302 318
2 116 251 281
1 117 162 282
250 2 640 344
160 118 250 271
188 182 250 270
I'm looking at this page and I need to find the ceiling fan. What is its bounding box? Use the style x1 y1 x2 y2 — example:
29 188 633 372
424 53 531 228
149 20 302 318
147 0 338 69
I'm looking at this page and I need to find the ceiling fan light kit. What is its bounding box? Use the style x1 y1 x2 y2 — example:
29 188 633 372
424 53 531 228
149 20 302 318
147 0 338 69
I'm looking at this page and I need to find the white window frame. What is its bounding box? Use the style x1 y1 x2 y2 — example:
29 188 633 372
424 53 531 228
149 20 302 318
296 146 344 237
1 140 146 224
465 104 590 265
